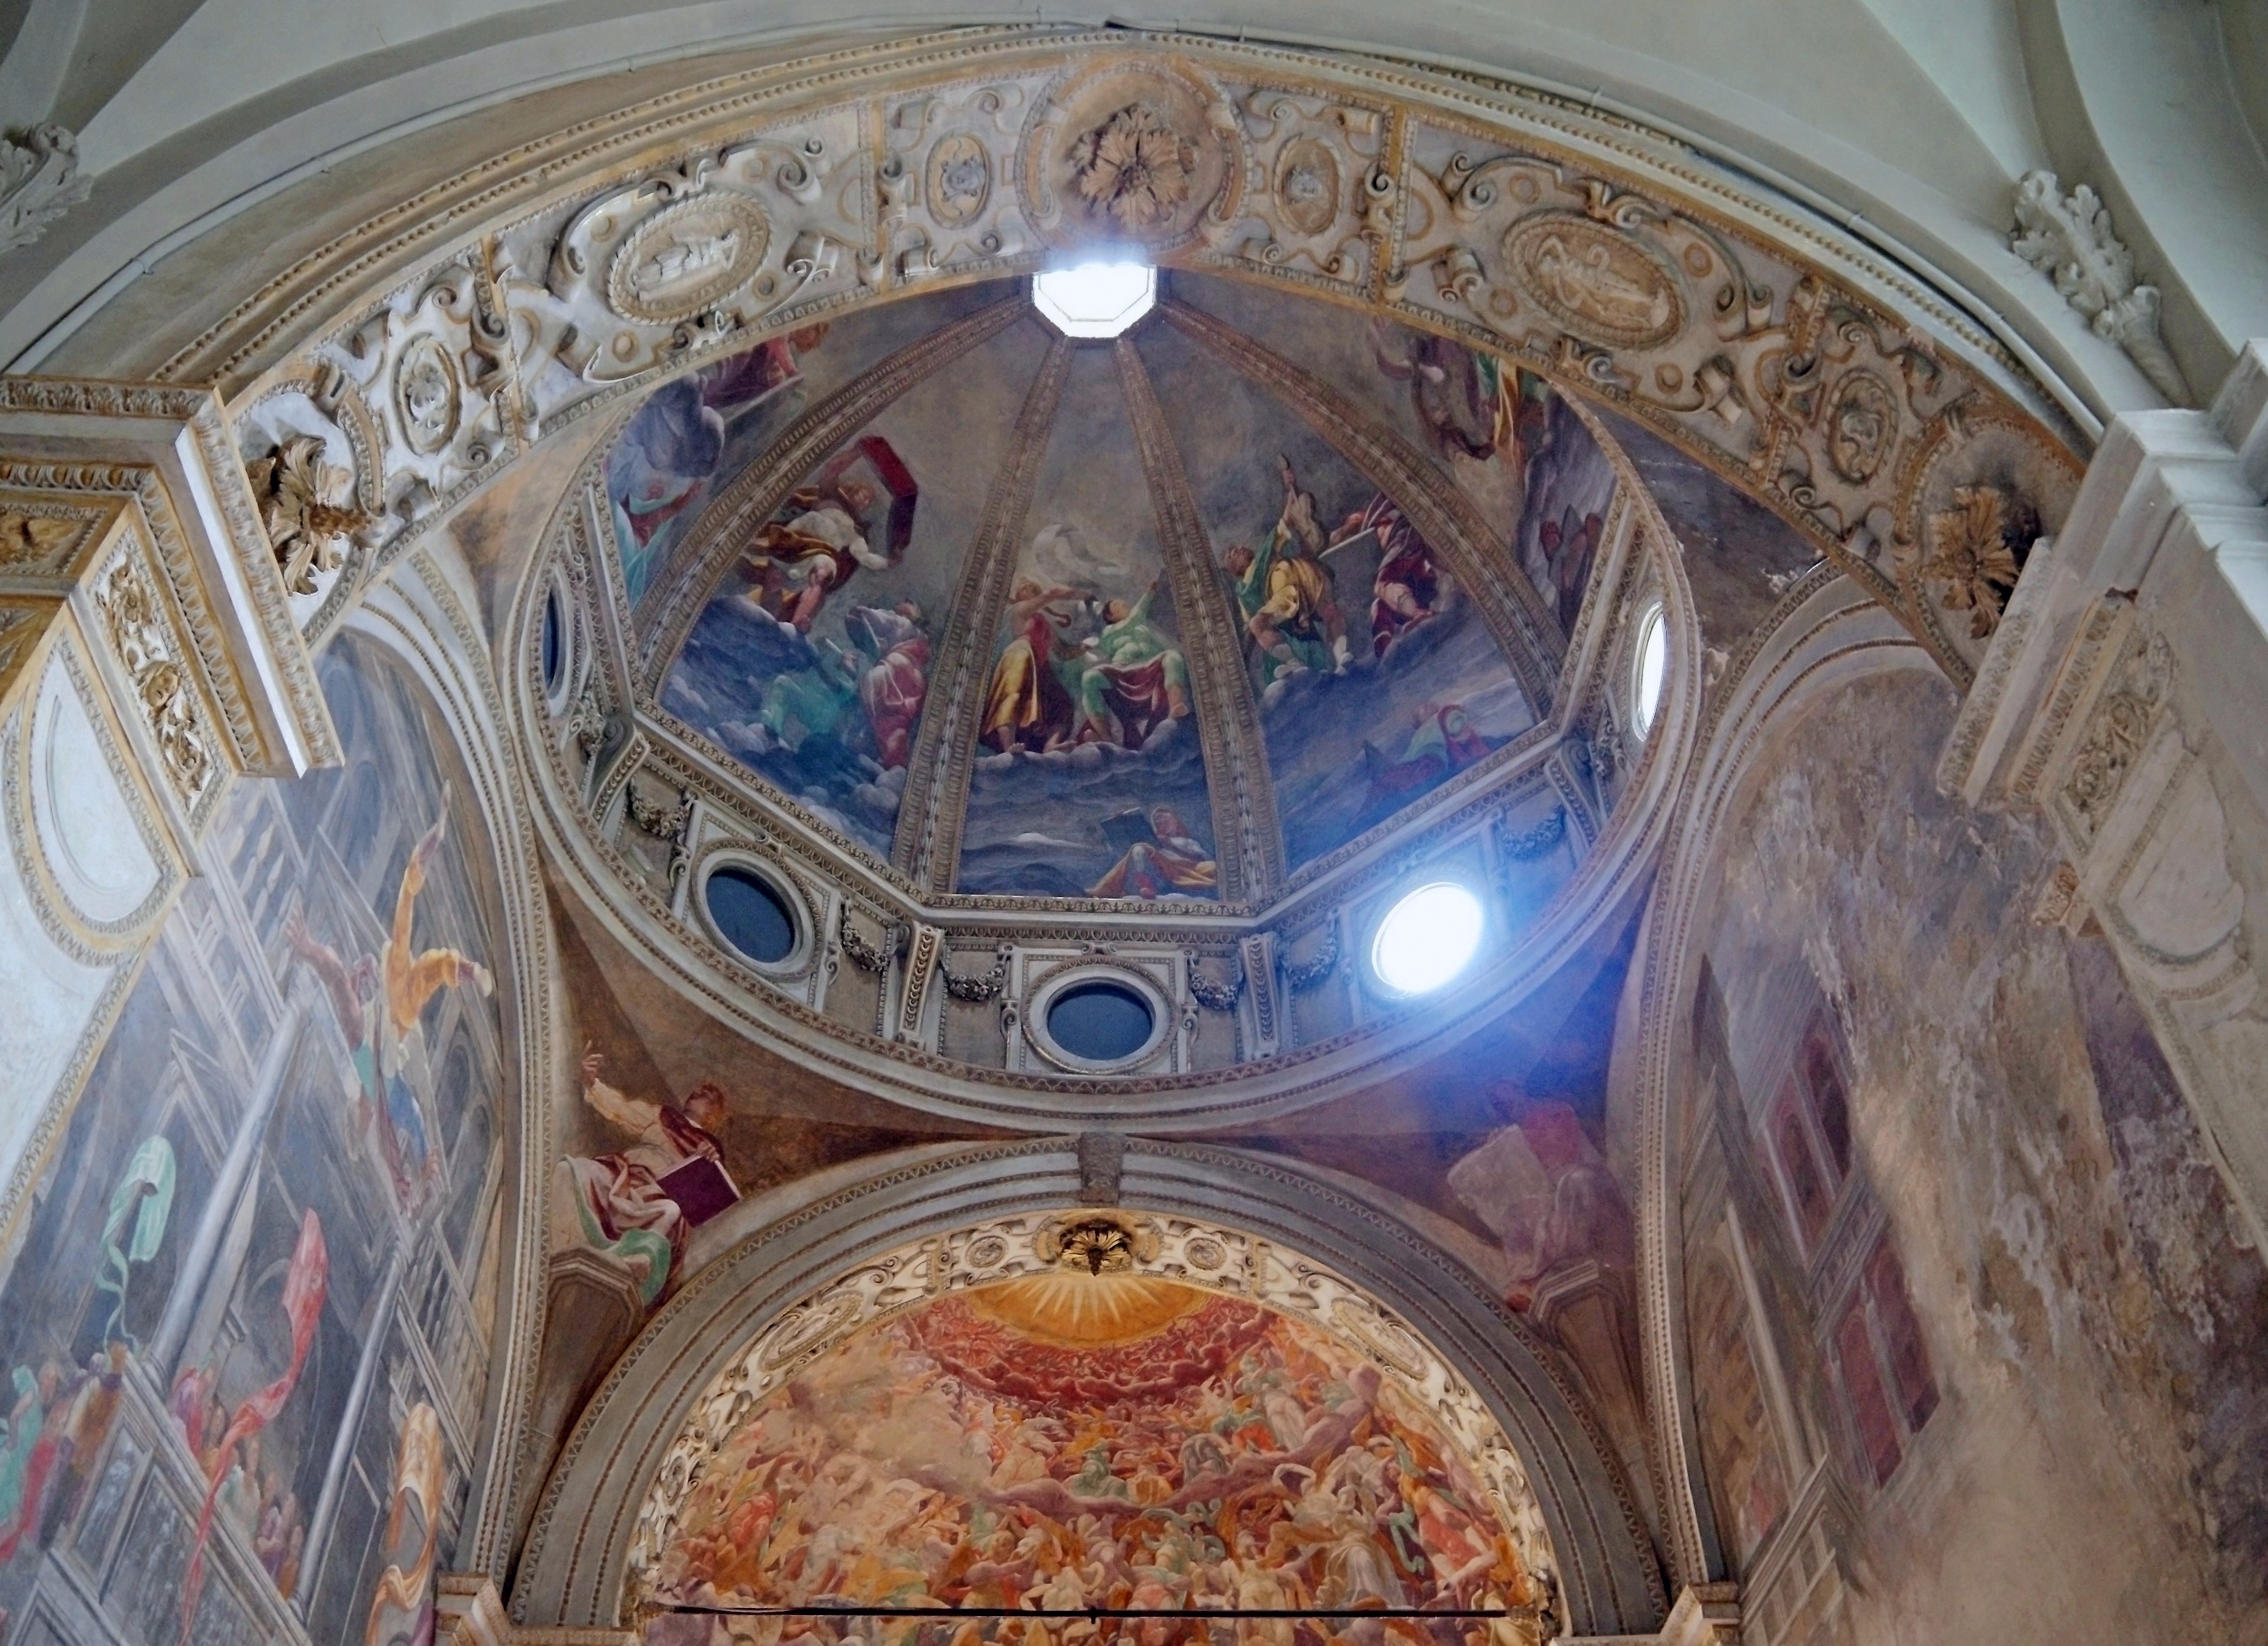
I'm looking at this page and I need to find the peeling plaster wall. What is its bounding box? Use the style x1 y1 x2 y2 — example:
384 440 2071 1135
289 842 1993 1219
1680 668 2268 1644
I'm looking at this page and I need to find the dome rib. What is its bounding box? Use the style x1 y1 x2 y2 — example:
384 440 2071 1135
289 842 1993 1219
1114 333 1286 900
891 329 1077 890
1160 296 1567 714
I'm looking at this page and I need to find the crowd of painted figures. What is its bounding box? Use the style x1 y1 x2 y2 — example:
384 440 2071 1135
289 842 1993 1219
650 1287 1547 1646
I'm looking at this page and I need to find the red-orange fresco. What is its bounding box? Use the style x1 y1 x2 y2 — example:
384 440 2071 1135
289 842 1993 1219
647 1277 1544 1645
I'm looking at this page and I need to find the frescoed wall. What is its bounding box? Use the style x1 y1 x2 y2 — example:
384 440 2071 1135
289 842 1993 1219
642 1273 1550 1645
1677 668 2268 1641
0 635 509 1646
663 315 1053 859
956 345 1219 899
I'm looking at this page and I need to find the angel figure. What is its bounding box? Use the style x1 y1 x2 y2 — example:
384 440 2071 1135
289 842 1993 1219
284 784 494 1207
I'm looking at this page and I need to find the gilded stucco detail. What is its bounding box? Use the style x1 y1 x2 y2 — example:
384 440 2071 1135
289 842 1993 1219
174 34 2075 697
91 545 217 812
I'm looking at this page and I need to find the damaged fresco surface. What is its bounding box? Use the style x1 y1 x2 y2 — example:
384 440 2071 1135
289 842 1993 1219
1681 668 2268 1642
0 635 508 1646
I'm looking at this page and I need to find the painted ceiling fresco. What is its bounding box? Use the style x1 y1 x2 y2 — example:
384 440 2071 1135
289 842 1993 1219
641 1274 1549 1644
614 271 1621 897
958 343 1220 899
659 311 1055 857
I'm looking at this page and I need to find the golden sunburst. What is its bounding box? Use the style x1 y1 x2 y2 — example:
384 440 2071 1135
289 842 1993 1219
962 1273 1211 1349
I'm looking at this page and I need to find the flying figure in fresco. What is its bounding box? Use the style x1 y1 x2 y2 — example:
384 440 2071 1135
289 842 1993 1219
1345 494 1448 659
283 784 494 1208
1225 456 1351 688
739 436 918 634
1087 805 1217 899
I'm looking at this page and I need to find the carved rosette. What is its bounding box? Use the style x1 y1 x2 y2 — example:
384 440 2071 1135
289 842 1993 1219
1019 61 1246 255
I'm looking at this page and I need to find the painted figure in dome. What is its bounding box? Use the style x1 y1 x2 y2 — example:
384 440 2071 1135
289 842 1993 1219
981 578 1091 753
1065 579 1191 749
284 789 494 1207
848 601 930 770
1226 456 1351 687
1538 506 1607 632
1087 805 1217 899
740 437 917 635
609 326 827 595
556 1052 735 1308
1350 494 1446 658
1356 700 1496 828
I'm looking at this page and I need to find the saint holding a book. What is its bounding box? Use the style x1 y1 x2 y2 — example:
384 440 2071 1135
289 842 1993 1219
556 1051 741 1307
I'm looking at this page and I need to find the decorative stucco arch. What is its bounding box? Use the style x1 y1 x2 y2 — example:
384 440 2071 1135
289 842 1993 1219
514 1138 1668 1635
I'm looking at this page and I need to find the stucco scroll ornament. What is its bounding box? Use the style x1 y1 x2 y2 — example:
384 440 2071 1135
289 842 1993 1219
2060 628 2173 844
2012 171 2190 406
0 123 90 252
93 553 214 803
327 263 511 531
244 435 371 595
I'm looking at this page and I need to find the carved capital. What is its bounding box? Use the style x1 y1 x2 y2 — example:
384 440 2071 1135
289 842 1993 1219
1943 343 2268 1246
0 379 340 819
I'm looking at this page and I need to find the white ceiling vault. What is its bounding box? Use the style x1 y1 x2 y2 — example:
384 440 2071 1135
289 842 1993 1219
2 1 2264 419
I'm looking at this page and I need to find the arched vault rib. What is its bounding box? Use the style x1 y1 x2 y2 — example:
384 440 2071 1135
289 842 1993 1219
891 329 1076 890
511 1138 1666 1635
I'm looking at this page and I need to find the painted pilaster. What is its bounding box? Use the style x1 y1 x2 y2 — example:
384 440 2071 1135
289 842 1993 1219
0 377 336 1261
1114 335 1284 902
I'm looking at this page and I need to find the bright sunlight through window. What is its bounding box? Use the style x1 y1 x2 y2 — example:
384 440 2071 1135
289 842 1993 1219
1371 882 1485 996
1631 602 1668 738
1032 262 1157 337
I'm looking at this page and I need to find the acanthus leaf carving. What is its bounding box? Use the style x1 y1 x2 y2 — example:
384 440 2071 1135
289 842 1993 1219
2012 171 2191 406
0 122 90 252
244 433 370 595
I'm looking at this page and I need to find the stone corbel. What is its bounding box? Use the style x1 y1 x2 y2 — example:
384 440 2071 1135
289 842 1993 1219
436 1575 510 1645
1939 340 2268 1247
0 379 340 846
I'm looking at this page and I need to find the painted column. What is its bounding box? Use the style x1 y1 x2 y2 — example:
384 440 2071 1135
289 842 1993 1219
145 993 309 1375
297 1227 414 1611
